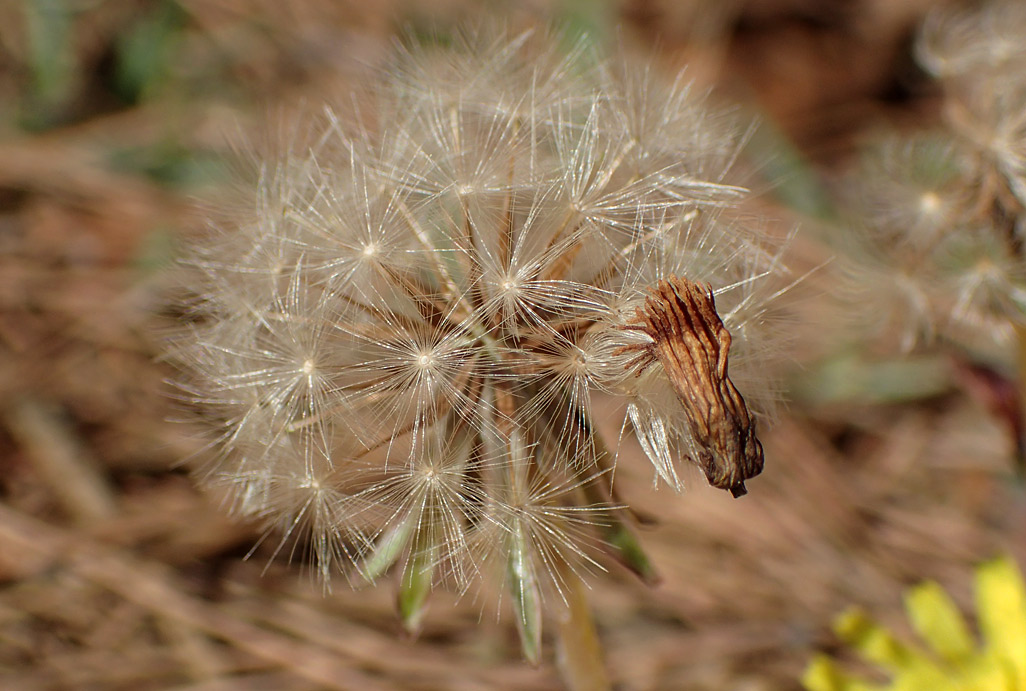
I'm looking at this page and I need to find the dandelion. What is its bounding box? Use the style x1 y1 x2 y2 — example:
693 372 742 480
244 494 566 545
168 29 789 675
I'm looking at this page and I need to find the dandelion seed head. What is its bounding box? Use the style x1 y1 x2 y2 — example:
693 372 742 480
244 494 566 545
168 29 791 641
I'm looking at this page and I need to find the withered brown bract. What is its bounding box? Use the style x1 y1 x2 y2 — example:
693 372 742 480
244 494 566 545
618 276 764 497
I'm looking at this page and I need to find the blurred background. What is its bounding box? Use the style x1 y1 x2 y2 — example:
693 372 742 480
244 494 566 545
1 0 1023 689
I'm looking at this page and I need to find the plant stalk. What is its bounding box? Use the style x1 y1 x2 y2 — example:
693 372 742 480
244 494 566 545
554 568 612 691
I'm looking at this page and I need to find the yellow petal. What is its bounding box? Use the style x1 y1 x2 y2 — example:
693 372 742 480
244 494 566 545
801 654 884 691
834 607 917 670
975 556 1026 677
905 580 975 663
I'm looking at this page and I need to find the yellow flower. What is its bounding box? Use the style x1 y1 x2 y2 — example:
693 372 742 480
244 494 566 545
803 556 1026 691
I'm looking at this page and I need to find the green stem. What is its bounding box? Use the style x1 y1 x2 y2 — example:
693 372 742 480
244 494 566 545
554 567 612 691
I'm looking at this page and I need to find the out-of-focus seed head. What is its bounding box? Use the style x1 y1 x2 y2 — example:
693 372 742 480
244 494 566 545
916 1 1026 81
836 4 1026 359
168 29 790 651
917 2 1026 213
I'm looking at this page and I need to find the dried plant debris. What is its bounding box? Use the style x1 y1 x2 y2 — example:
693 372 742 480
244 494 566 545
618 276 764 497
